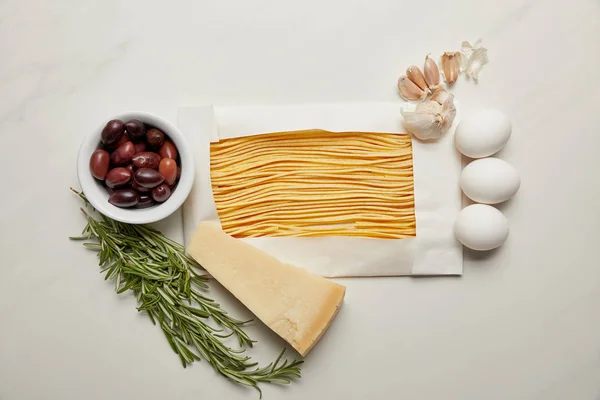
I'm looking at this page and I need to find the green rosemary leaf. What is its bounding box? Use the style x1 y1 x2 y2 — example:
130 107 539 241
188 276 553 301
104 261 120 281
117 277 138 294
271 348 286 372
156 287 175 307
69 235 88 240
214 330 235 339
162 284 180 301
147 310 157 325
115 271 121 291
184 306 211 319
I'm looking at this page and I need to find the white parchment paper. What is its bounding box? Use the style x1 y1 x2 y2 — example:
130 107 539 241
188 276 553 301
178 104 462 277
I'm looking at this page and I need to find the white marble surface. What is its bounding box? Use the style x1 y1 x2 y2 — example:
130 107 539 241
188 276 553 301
1 0 599 399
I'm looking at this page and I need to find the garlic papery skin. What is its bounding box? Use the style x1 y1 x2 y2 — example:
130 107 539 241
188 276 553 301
441 52 461 84
430 88 453 105
406 65 429 93
440 95 457 129
397 75 426 101
401 96 456 141
461 39 488 82
423 55 440 90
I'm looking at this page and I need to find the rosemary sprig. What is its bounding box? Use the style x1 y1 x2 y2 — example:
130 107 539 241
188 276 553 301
69 189 302 397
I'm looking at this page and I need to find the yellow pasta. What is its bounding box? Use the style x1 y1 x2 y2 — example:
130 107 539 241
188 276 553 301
210 130 416 239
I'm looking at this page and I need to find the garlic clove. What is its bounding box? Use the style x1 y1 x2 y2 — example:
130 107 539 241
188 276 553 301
441 52 461 85
423 55 440 90
406 65 429 92
397 75 426 101
430 88 453 105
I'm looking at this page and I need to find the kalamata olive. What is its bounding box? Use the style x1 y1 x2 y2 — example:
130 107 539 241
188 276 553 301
104 134 130 153
108 189 139 208
105 167 132 188
136 194 156 209
115 132 131 147
158 158 177 185
134 168 164 188
152 183 171 203
101 119 125 145
146 128 165 147
159 140 178 160
133 142 146 154
89 149 110 180
131 152 161 169
125 120 146 140
110 141 136 166
126 164 135 174
131 180 151 193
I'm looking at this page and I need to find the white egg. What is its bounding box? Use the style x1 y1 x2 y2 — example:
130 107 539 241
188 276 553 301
455 204 509 251
455 109 512 158
460 158 520 204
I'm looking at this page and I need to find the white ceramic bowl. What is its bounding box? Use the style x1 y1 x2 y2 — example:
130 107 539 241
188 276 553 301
77 111 194 224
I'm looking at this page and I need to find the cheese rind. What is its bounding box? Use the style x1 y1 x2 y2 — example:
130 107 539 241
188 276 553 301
186 222 346 356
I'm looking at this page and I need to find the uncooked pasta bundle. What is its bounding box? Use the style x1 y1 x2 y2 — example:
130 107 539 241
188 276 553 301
210 130 416 239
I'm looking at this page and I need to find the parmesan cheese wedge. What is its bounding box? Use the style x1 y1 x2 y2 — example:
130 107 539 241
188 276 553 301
186 222 346 356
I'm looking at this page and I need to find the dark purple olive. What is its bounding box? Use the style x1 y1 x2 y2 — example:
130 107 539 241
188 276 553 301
126 164 135 174
110 141 136 166
114 132 130 147
125 120 146 140
101 120 125 145
131 152 161 169
134 168 164 188
133 142 146 154
89 149 110 180
158 140 178 160
136 194 156 208
108 189 139 208
146 128 165 147
152 183 171 203
131 180 151 193
105 167 132 188
104 133 130 152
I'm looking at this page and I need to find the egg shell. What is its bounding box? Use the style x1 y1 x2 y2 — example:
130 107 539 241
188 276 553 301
455 204 509 251
460 158 521 204
455 109 511 158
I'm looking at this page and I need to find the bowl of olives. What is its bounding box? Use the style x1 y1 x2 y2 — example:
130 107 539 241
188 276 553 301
77 112 194 224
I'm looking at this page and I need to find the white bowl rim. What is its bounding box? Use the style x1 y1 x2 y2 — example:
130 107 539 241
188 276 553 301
77 111 195 224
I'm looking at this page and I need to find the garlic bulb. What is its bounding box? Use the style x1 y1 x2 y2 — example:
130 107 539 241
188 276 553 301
441 52 462 84
423 55 440 90
397 75 426 101
401 93 456 141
